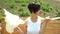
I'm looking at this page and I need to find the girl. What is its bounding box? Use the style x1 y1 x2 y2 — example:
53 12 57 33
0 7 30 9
25 2 47 34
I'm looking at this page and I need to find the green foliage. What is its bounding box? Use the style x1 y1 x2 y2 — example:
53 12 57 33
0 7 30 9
17 6 24 11
21 3 26 7
0 5 2 20
10 9 15 14
2 0 53 17
9 0 15 9
41 2 52 12
19 11 30 17
56 12 60 17
17 5 30 17
0 14 2 20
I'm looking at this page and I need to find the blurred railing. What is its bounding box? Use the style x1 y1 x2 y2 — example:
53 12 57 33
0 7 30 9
1 18 60 34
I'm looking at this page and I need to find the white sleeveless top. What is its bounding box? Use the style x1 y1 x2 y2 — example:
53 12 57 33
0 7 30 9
27 16 41 34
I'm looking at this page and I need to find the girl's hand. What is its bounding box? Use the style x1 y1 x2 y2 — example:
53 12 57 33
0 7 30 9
14 27 24 34
45 16 51 21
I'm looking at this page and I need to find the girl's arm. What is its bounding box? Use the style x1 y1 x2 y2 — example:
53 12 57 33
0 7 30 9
40 17 51 34
40 16 60 34
14 19 28 34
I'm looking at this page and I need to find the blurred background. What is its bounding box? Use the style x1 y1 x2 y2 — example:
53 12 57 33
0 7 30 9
0 0 60 34
0 0 60 17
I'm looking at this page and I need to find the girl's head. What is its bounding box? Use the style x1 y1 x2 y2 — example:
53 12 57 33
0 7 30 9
28 2 42 16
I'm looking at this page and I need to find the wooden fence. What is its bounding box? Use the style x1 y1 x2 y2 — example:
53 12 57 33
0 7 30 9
1 18 60 34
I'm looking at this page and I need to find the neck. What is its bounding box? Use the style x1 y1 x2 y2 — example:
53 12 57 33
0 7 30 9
31 14 38 22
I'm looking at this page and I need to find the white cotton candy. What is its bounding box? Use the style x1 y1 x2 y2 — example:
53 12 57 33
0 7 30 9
3 9 25 33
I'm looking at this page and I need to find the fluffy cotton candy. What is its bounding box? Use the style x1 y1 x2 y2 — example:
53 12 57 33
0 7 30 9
3 9 25 33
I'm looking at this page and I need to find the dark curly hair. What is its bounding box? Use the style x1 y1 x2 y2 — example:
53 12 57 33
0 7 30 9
28 2 41 13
